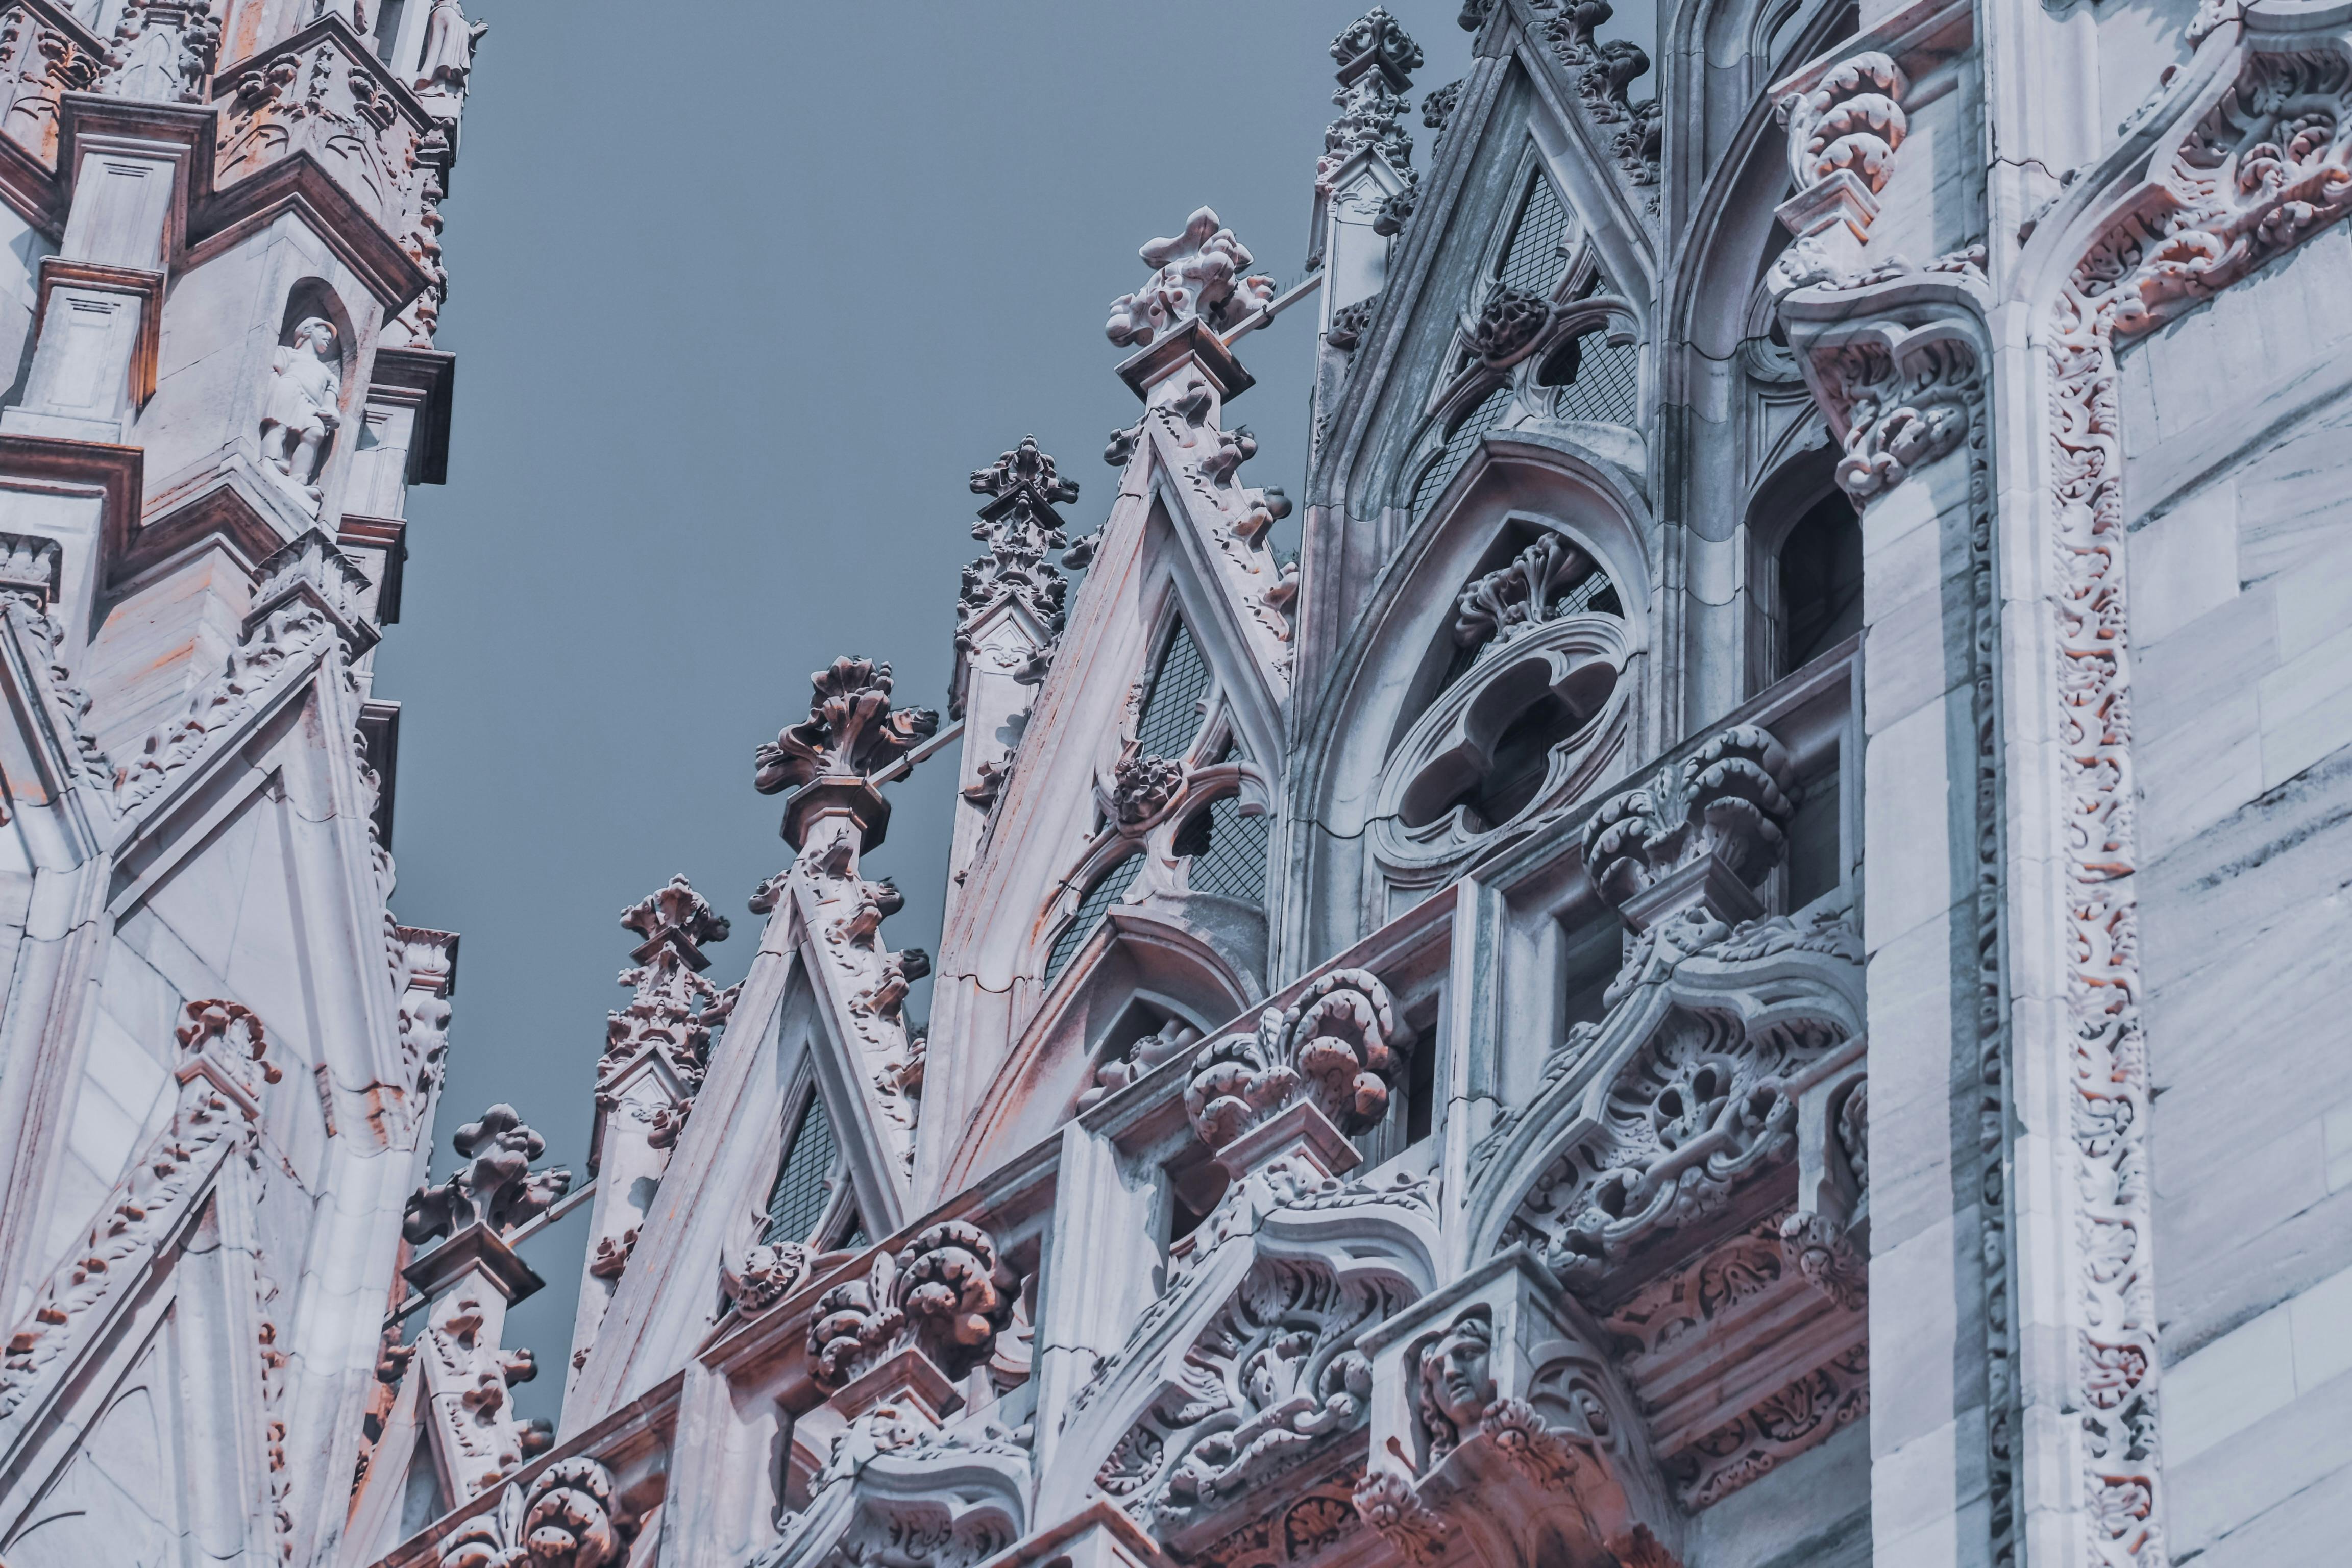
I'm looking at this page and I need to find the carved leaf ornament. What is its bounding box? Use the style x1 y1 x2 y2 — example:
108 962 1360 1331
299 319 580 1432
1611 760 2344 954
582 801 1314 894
1582 726 1795 909
1184 968 1413 1148
1105 207 1278 347
756 656 939 796
807 1221 1021 1392
440 1456 628 1568
403 1104 572 1244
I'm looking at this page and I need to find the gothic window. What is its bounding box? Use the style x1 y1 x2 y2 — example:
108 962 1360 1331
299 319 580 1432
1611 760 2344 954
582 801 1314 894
1173 793 1271 905
762 1089 840 1247
1777 488 1862 675
1136 618 1213 759
1044 852 1146 985
1540 324 1640 426
1497 166 1574 293
1411 385 1513 518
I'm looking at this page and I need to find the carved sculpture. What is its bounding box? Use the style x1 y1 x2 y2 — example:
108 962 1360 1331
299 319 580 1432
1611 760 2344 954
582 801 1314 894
1781 53 1907 197
1111 752 1185 827
1105 208 1277 347
1326 295 1378 351
1823 330 1978 500
440 1455 628 1568
1778 1211 1866 1311
0 1001 276 1415
1077 1019 1202 1111
414 0 488 101
1411 1308 1496 1462
723 1240 814 1316
807 1220 1021 1393
1423 79 1462 131
1469 285 1553 366
1582 726 1795 920
259 317 342 505
403 1105 573 1243
1185 968 1412 1148
1350 1470 1448 1564
99 0 218 103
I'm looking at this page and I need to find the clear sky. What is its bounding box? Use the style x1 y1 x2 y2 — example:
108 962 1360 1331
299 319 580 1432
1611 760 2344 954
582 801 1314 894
381 0 1652 1428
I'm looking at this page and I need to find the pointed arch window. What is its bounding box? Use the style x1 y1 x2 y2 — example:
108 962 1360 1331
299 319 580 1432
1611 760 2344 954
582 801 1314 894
1173 794 1270 905
1044 853 1146 986
762 1088 840 1247
1411 385 1514 518
1136 618 1213 760
1778 489 1862 675
1497 166 1573 293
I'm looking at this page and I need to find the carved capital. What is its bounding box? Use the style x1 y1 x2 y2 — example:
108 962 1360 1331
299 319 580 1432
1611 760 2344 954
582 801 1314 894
1809 325 1980 501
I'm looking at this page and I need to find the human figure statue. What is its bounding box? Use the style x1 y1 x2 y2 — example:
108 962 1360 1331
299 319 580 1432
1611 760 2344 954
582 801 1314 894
1413 1310 1497 1462
259 317 341 505
414 0 488 100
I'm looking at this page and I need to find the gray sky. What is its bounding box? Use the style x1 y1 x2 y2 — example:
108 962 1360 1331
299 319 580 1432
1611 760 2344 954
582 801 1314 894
382 0 1652 1427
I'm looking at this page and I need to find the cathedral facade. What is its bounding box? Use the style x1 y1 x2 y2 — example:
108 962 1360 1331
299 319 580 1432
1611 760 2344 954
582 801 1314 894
0 1 2342 1566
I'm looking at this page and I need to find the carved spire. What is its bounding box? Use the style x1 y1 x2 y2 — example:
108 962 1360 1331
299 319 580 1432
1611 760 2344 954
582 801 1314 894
1319 8 1422 197
953 436 1081 716
403 1105 573 1245
755 657 939 851
601 875 734 1108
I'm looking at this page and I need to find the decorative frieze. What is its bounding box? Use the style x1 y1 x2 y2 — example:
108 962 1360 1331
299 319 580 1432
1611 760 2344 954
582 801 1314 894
0 3 98 168
99 0 217 104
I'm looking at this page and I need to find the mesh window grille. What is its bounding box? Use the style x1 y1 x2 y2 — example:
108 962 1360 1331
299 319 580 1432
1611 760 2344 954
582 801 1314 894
1044 853 1145 985
1136 621 1212 760
762 1091 837 1246
1178 794 1271 905
1556 567 1622 618
1412 385 1513 518
1498 170 1573 294
1553 331 1640 426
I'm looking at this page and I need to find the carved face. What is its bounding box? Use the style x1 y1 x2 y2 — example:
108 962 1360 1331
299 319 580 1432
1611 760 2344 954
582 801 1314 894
292 317 338 358
1414 1311 1496 1458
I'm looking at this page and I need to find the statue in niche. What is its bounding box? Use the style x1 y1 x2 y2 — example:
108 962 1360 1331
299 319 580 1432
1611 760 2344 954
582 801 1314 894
414 0 488 102
1412 1309 1496 1464
259 317 342 508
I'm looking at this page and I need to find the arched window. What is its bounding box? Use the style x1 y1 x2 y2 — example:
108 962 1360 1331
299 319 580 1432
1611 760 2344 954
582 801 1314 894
1411 386 1513 518
1136 618 1212 758
1173 791 1270 905
763 1088 850 1247
1044 852 1145 985
1777 488 1862 676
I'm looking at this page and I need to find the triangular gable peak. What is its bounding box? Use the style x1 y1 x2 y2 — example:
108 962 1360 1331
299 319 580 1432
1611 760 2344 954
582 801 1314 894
920 213 1315 1203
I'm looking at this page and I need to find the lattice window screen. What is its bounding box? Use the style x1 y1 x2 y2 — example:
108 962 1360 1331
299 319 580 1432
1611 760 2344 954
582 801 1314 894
762 1090 838 1246
1551 330 1639 426
1498 169 1573 293
1044 853 1145 985
1412 385 1513 518
1136 621 1212 759
1177 794 1271 906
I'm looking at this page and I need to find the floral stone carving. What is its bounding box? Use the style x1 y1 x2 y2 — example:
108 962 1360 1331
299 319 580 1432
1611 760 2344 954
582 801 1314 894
723 1240 814 1316
440 1455 631 1568
1582 725 1795 924
1106 208 1278 348
1185 968 1413 1149
404 1105 573 1243
756 656 939 848
807 1220 1021 1393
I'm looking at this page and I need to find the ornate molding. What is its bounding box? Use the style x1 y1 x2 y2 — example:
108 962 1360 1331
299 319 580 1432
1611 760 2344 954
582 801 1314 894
1539 0 1661 200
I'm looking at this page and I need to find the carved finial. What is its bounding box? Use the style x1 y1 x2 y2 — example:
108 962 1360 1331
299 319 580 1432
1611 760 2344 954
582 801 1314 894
755 658 939 850
1330 7 1423 88
603 875 732 1106
403 1105 572 1245
1320 10 1420 198
1184 968 1413 1150
1105 208 1277 349
955 438 1081 715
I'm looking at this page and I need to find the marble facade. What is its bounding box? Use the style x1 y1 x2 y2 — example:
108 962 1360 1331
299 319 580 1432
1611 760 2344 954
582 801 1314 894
0 2 2343 1567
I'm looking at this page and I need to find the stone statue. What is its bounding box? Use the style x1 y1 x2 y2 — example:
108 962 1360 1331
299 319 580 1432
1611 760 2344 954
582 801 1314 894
259 317 341 505
1413 1310 1496 1462
415 0 488 99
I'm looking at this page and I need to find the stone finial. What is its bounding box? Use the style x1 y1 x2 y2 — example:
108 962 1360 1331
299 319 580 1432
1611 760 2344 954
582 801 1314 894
1582 725 1796 928
1184 968 1413 1150
1105 209 1277 349
1331 7 1423 88
602 874 733 1104
755 658 939 850
955 437 1081 713
807 1220 1022 1396
403 1105 573 1245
